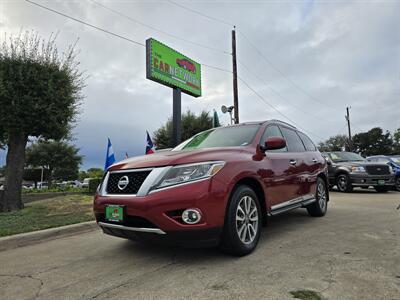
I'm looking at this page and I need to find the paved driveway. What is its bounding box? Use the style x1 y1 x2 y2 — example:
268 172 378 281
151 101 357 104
1 190 399 300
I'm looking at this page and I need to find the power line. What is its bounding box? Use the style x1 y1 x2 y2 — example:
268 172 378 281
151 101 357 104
25 0 145 47
237 59 338 124
166 0 235 28
238 76 325 141
89 0 230 56
236 29 341 112
25 1 232 78
164 0 342 113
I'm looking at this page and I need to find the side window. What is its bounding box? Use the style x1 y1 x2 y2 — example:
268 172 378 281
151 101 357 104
260 125 287 152
280 127 306 152
298 131 317 151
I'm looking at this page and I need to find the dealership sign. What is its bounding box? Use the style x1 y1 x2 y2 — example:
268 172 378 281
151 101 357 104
146 38 201 97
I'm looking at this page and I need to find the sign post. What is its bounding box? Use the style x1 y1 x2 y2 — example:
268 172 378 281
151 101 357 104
146 38 202 147
172 88 182 146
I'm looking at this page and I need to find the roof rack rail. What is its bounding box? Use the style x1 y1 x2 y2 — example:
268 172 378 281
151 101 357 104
269 119 297 129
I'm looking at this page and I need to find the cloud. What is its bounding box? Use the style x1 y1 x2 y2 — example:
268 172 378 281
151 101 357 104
1 0 399 168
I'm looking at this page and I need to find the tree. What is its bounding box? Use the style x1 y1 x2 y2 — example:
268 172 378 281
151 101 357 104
353 127 393 156
153 110 213 149
0 31 83 211
318 135 348 152
79 168 103 181
25 140 82 187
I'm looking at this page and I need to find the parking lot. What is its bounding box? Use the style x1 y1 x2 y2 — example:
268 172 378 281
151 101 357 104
0 190 399 300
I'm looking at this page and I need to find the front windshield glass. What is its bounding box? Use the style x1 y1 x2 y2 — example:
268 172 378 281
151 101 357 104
173 125 260 151
328 152 365 162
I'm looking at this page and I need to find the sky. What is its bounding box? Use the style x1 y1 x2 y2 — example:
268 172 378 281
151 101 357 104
1 0 399 170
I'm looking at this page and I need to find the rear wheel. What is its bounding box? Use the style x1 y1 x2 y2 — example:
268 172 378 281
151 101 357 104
375 186 389 193
307 177 328 217
219 185 262 256
336 174 353 192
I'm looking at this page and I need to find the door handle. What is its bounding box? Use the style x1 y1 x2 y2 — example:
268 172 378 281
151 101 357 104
312 158 318 163
289 159 297 166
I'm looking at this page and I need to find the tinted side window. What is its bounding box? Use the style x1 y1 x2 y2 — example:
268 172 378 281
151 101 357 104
298 131 316 151
280 127 306 152
260 125 287 152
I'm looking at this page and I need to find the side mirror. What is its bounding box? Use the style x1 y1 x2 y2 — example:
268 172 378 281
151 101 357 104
261 136 286 152
326 160 332 166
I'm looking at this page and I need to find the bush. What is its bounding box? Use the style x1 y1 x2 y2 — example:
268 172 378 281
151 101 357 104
89 178 102 194
22 187 88 194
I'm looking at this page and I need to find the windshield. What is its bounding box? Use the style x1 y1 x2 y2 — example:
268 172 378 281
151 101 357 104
173 125 260 151
328 152 365 162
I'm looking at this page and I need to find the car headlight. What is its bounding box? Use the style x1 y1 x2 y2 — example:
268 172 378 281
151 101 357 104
351 166 366 173
152 161 225 190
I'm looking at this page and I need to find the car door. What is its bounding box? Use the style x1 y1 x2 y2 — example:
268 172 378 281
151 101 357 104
279 126 308 201
258 125 293 208
297 131 322 196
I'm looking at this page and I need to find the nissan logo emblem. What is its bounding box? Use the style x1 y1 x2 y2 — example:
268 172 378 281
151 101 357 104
377 168 381 171
117 176 129 190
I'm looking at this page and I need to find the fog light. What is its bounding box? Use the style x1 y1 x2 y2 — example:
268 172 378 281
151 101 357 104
182 208 202 224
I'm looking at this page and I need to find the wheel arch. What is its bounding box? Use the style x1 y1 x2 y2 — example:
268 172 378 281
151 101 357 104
227 176 268 226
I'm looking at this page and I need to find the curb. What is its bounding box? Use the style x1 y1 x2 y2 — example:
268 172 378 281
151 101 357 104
0 221 98 252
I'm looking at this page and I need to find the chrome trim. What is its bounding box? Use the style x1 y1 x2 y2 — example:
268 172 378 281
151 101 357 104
271 194 314 211
136 166 171 196
98 222 166 235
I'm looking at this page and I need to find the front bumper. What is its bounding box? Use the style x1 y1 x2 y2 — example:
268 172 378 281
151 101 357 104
350 173 395 187
94 177 228 247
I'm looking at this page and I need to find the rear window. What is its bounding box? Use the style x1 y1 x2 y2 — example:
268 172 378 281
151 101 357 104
280 127 306 152
298 131 316 151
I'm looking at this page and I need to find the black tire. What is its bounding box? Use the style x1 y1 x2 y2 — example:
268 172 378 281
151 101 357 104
336 173 353 193
219 185 262 256
374 186 389 193
306 177 328 217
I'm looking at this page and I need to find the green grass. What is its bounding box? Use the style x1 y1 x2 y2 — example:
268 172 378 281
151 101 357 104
0 195 95 237
290 290 323 300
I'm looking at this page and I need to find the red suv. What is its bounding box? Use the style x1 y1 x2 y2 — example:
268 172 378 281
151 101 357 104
94 120 329 256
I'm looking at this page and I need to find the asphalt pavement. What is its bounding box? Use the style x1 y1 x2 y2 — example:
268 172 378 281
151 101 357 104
0 190 399 300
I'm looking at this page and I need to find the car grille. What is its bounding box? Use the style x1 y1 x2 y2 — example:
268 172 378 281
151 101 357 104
365 165 390 175
106 171 151 194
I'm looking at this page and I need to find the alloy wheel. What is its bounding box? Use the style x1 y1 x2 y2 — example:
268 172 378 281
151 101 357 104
317 181 327 212
236 196 259 244
337 175 347 191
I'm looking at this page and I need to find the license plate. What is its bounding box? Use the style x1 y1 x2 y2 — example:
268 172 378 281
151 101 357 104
378 180 385 186
105 205 124 222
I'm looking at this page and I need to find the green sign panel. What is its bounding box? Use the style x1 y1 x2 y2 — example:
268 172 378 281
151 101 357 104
146 38 201 97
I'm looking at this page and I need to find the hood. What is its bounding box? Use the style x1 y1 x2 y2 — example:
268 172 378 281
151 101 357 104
108 147 247 171
334 160 389 168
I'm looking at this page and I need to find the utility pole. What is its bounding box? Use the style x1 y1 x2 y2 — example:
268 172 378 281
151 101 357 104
345 107 352 151
231 27 239 124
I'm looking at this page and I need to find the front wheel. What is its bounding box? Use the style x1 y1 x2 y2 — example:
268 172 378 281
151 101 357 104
306 177 328 217
336 174 353 192
219 185 262 256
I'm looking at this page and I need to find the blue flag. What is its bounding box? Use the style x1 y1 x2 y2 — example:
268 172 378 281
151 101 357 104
104 138 116 170
146 131 155 154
